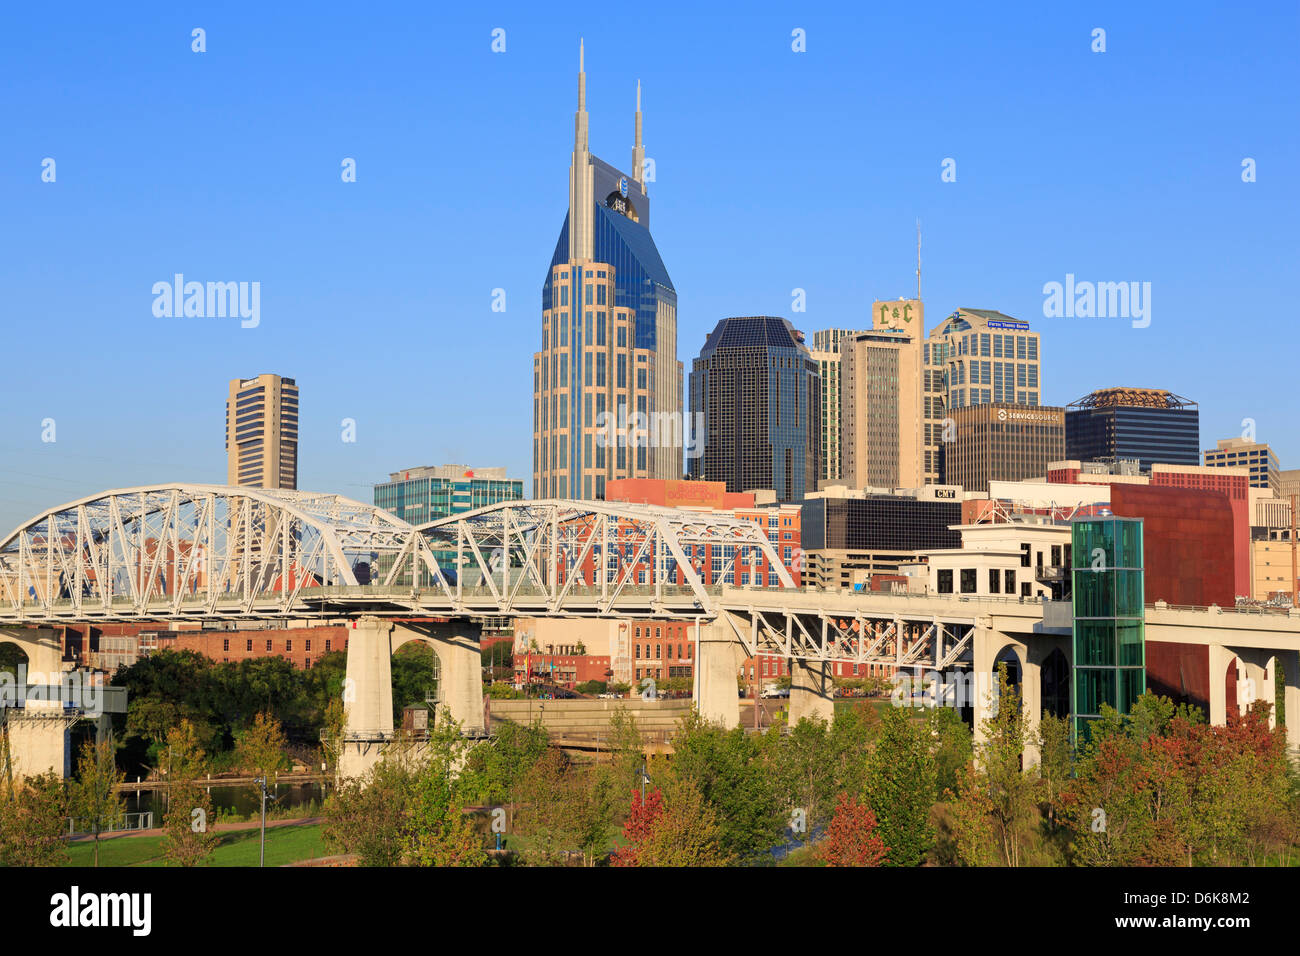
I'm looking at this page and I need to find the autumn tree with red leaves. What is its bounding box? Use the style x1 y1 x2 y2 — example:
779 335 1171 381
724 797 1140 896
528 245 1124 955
817 793 888 867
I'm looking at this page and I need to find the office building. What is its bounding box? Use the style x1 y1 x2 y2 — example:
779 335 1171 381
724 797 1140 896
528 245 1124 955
801 487 962 590
534 47 682 501
1064 387 1199 471
225 374 298 489
373 465 523 525
1280 470 1300 502
809 328 863 487
924 308 1043 483
1204 437 1281 493
943 403 1066 493
688 316 820 502
840 300 924 490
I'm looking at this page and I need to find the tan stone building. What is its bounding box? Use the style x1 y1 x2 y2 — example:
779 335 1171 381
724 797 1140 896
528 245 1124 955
840 300 924 490
1204 437 1281 493
810 328 862 487
1251 533 1297 601
225 374 298 489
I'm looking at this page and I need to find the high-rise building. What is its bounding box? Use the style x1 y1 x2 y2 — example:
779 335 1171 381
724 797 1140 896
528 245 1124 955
809 329 863 487
373 465 523 525
924 308 1043 484
1204 437 1281 493
1065 387 1199 471
840 300 924 490
944 402 1066 493
225 374 298 489
1280 470 1300 502
688 316 820 502
374 465 524 583
534 45 681 501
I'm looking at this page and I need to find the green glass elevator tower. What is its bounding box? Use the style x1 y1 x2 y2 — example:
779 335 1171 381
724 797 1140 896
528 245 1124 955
1071 516 1145 742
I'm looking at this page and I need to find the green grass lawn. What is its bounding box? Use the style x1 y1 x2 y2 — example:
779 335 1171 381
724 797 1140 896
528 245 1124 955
65 823 329 868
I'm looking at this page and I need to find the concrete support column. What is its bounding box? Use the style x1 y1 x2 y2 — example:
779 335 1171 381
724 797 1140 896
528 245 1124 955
1236 651 1272 725
1207 643 1235 727
970 619 997 749
1 628 70 780
343 618 394 736
1281 649 1300 753
1020 647 1042 767
418 621 485 736
696 619 741 729
788 658 834 727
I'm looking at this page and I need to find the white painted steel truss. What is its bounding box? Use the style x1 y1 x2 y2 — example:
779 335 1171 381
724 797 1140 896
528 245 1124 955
0 484 417 621
0 489 795 622
716 607 976 669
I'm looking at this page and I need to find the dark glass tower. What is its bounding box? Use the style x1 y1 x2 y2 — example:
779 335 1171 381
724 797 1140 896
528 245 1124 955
688 317 821 502
1065 387 1199 471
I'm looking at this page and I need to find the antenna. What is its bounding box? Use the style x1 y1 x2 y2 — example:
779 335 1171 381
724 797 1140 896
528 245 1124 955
916 219 922 301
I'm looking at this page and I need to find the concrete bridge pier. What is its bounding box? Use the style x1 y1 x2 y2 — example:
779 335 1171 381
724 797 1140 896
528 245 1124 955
788 659 834 726
1 627 74 781
696 619 742 729
338 617 485 782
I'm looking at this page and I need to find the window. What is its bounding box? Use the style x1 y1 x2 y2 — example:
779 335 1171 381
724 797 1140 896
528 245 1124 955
266 640 272 651
286 639 292 652
937 569 954 593
635 644 641 659
247 639 253 651
325 639 331 652
305 639 312 652
989 569 1001 593
960 568 977 593
1005 569 1016 593
1020 543 1031 568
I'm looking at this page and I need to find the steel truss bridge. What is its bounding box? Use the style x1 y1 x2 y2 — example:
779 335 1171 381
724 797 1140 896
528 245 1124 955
0 484 1002 670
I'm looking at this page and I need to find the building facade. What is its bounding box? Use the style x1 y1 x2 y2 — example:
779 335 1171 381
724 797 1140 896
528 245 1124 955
809 328 863 487
1204 437 1281 493
924 308 1042 484
840 300 924 490
225 374 298 489
534 50 681 501
1064 387 1199 471
801 489 962 590
373 465 523 525
943 403 1066 493
689 316 820 502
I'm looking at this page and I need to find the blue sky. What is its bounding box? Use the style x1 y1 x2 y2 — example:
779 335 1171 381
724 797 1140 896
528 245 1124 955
2 1 1296 533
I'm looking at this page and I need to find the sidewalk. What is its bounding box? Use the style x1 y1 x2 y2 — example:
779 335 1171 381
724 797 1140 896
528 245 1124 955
68 815 324 842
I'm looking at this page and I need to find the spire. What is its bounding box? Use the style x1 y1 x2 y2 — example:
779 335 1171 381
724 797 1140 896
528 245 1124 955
574 38 589 153
569 39 593 260
916 218 922 301
632 79 645 186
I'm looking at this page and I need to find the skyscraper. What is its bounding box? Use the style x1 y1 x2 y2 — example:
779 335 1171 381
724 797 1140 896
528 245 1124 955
1065 387 1200 471
924 308 1043 484
810 328 863 487
534 44 682 500
225 374 298 489
688 316 820 502
840 300 924 490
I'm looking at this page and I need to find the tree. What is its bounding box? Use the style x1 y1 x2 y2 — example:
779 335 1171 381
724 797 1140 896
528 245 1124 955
612 787 665 867
865 707 935 866
616 775 731 867
927 706 973 797
817 793 888 866
458 718 549 806
67 736 125 867
161 719 219 867
978 664 1041 867
669 711 785 863
0 769 68 867
1037 714 1073 832
234 711 289 787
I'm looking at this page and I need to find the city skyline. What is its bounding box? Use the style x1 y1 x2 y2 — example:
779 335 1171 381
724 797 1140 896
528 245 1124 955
3 3 1297 535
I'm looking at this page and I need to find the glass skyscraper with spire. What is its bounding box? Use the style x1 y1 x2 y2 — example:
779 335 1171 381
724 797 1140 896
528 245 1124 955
534 43 682 500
